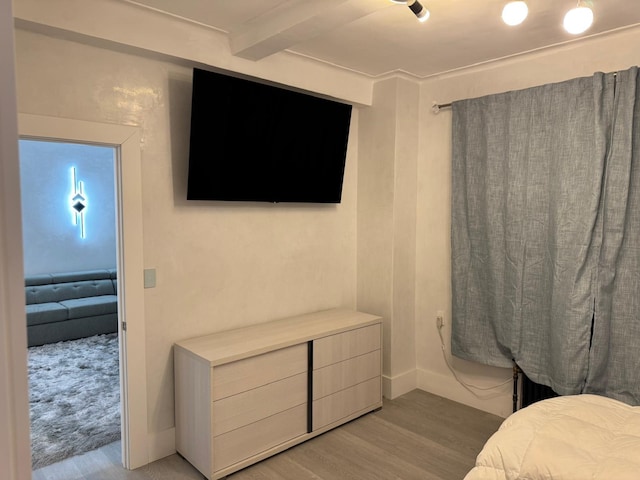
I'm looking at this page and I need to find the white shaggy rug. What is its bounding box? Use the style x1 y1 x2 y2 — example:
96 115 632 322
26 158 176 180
28 333 121 470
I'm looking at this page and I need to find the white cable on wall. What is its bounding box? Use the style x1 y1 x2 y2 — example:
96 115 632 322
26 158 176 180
437 317 511 399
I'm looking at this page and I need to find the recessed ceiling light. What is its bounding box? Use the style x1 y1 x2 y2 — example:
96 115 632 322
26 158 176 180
563 1 594 34
502 1 529 26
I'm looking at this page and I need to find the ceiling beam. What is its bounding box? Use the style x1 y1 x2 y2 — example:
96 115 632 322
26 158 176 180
229 0 391 61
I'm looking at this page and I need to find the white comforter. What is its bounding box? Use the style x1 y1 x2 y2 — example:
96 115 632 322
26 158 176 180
464 394 640 479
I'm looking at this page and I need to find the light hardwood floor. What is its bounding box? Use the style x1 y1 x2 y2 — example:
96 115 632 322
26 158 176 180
32 390 503 480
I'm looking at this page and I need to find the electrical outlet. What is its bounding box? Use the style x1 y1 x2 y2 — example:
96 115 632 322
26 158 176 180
436 310 445 329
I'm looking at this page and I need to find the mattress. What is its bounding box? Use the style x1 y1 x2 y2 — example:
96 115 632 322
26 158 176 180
464 394 640 479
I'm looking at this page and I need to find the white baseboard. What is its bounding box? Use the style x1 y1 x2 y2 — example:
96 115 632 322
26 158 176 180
147 427 176 464
382 369 417 399
417 368 512 418
143 369 417 465
146 371 487 466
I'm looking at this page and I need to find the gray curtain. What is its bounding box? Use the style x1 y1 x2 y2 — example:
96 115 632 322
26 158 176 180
451 67 640 403
585 67 640 405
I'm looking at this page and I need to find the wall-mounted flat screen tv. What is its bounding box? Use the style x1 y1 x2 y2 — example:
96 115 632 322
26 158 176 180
187 68 353 203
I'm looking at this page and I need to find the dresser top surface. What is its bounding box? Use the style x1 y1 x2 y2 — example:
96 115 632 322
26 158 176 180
174 308 382 366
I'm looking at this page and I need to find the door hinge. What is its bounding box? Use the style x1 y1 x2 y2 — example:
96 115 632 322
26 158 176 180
122 321 127 332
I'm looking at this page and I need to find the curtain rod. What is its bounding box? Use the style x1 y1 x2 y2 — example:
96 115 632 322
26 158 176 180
432 102 451 114
431 72 619 115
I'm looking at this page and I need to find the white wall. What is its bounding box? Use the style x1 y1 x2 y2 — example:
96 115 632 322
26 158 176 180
358 76 419 399
14 27 362 452
0 0 31 477
19 140 116 275
416 26 640 418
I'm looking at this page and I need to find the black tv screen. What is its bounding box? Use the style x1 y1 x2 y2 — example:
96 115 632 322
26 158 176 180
187 68 352 203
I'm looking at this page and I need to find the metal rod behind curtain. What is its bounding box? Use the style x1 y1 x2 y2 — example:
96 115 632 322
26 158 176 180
432 102 451 114
433 72 619 114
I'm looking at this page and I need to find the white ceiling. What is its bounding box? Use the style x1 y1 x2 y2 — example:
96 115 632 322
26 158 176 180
124 0 640 78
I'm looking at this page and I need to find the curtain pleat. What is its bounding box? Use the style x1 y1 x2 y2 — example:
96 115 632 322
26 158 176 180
451 73 615 395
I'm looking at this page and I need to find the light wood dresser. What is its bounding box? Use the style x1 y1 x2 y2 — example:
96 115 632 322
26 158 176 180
174 308 383 479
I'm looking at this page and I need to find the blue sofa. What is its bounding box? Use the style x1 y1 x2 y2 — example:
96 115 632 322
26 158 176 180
25 269 118 347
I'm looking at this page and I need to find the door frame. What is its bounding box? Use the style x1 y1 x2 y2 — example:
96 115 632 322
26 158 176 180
18 113 149 470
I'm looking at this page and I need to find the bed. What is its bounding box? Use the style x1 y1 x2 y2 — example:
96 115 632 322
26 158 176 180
464 394 640 479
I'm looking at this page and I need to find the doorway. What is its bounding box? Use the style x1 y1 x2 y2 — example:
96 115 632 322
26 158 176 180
20 139 121 469
19 113 149 470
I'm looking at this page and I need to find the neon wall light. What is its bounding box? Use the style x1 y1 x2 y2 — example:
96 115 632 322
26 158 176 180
69 167 88 239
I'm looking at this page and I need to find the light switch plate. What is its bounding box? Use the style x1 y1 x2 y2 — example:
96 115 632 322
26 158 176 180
144 268 156 288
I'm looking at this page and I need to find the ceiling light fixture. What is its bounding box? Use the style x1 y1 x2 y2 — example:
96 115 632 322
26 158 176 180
392 0 594 34
408 0 430 23
563 0 594 35
502 1 529 26
390 0 430 23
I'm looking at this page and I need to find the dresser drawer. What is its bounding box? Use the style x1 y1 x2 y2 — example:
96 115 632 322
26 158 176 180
212 343 307 400
213 404 307 472
312 377 381 430
313 324 380 369
313 349 380 400
213 372 307 436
